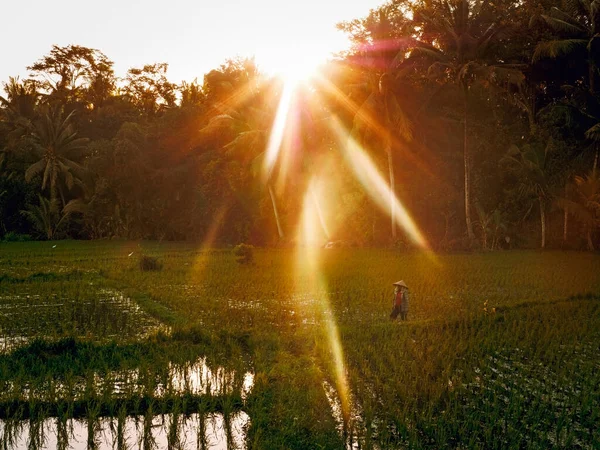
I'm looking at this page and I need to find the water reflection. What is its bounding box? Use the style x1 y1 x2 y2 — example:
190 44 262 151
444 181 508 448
0 411 249 450
0 358 254 449
1 358 253 402
323 381 379 450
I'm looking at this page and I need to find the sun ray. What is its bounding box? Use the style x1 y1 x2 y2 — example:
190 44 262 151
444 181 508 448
295 187 351 426
313 73 440 181
191 204 229 276
329 117 431 250
262 81 295 182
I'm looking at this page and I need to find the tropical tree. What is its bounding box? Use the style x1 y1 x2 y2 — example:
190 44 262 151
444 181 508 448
0 77 39 160
20 194 69 240
201 102 285 240
533 0 600 95
122 63 177 117
558 172 600 250
502 142 553 248
411 0 523 242
585 115 600 173
24 107 88 205
180 79 205 108
27 45 115 106
534 0 600 173
474 204 508 250
347 6 414 241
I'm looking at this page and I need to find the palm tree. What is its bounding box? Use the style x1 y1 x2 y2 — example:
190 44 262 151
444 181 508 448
585 117 600 174
502 143 553 249
411 0 522 242
474 204 508 250
349 8 414 241
24 107 88 206
558 172 600 250
21 194 69 240
534 0 600 174
0 77 38 125
534 0 600 95
0 77 39 169
199 99 286 240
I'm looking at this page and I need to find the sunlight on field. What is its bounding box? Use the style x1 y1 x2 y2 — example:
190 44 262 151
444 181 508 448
0 243 599 448
297 191 351 423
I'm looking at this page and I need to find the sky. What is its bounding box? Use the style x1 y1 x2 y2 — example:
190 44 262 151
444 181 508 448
1 0 383 85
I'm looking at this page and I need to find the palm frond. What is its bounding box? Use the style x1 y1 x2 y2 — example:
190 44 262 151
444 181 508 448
547 7 586 27
63 198 90 215
541 13 586 35
585 122 600 141
410 45 449 63
427 62 455 78
533 39 588 61
24 159 46 182
224 130 265 157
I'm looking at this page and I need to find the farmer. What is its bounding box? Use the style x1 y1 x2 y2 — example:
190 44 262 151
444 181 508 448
390 280 409 321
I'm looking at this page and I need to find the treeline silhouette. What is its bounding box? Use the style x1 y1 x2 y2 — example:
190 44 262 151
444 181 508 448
1 0 599 250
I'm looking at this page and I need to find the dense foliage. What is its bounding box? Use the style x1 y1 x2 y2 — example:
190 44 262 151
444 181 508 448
1 0 599 250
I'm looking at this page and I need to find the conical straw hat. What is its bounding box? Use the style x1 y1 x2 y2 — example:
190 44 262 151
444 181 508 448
393 280 408 288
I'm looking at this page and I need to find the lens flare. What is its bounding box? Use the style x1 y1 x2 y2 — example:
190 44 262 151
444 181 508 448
329 117 430 250
191 205 228 275
310 179 331 242
296 187 351 425
262 81 295 181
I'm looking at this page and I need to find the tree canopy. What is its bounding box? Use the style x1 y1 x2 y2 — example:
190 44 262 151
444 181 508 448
1 0 599 250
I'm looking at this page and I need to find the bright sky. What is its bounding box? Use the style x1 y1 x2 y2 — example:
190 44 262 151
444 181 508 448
1 0 382 85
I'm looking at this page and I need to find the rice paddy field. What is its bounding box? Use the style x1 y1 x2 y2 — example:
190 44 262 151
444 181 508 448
0 241 599 449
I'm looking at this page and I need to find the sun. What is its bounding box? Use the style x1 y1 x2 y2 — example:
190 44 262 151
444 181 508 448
277 58 321 85
256 44 327 85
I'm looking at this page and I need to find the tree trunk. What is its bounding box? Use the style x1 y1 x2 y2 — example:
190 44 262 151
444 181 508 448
539 196 546 250
563 181 568 245
587 229 595 251
593 144 598 177
386 139 397 241
463 85 475 242
268 183 283 239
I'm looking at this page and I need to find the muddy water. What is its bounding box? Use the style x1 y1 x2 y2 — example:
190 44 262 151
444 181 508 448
0 411 249 450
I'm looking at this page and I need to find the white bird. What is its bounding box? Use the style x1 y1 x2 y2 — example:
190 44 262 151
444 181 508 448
52 245 57 248
128 252 134 257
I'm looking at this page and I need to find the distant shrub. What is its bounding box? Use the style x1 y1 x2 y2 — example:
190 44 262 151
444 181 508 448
139 255 162 271
234 243 254 264
3 232 33 242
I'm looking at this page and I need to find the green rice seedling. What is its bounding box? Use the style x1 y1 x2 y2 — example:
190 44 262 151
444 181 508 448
0 242 599 448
